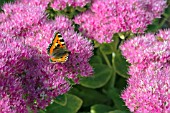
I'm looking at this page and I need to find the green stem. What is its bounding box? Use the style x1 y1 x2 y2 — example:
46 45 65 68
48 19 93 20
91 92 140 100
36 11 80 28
158 14 169 28
100 49 112 68
103 52 117 89
111 53 116 86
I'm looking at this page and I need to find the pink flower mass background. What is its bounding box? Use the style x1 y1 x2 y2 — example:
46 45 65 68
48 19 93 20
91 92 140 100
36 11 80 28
0 0 169 112
74 0 166 43
0 0 93 112
121 30 170 113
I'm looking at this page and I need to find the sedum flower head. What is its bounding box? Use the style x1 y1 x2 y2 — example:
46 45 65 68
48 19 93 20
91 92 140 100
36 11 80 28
16 0 50 9
16 0 91 11
121 29 170 113
24 16 94 79
122 62 170 113
0 2 45 38
74 0 166 43
120 29 170 67
0 1 93 112
0 37 68 112
0 74 27 113
0 39 28 112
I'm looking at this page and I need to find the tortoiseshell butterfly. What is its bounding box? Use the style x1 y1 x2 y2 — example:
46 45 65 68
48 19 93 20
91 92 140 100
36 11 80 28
47 32 70 63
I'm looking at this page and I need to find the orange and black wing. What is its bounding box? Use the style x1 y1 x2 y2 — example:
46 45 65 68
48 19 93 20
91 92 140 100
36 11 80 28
47 32 66 56
47 32 70 63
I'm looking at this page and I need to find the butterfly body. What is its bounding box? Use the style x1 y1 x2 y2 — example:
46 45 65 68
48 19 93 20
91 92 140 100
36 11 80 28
47 32 70 63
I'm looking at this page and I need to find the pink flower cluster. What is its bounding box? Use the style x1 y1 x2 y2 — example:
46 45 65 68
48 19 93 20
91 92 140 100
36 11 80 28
74 0 167 43
121 30 170 68
16 0 91 11
121 30 170 113
51 0 91 10
0 69 27 113
15 0 50 10
0 1 93 112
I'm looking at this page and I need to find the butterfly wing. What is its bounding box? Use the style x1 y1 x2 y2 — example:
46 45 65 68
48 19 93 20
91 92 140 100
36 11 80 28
47 32 66 56
49 52 69 63
47 32 70 63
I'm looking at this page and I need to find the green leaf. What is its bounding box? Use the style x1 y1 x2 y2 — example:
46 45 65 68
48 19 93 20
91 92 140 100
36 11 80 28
69 86 110 107
105 88 130 112
80 64 112 88
108 110 126 113
100 43 114 54
38 110 46 113
46 94 82 113
146 24 159 32
103 71 116 89
114 52 129 78
75 6 87 12
78 112 90 113
54 94 67 106
0 0 14 7
89 55 103 64
94 41 101 48
90 104 114 113
114 77 127 91
146 18 160 32
164 5 170 15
